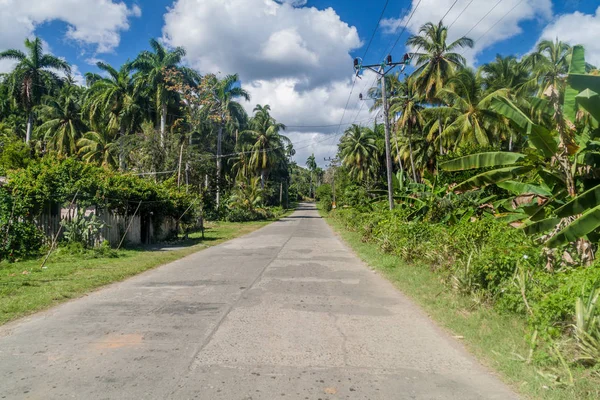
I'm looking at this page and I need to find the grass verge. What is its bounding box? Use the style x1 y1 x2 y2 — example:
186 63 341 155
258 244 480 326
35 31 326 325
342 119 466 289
321 209 599 400
0 217 285 326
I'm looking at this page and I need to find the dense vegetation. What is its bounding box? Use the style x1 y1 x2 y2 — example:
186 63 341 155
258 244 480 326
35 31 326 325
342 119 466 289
319 21 600 387
0 37 315 261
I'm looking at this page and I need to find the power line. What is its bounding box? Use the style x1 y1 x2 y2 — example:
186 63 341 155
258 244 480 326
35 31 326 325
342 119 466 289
326 0 397 149
440 0 462 23
448 0 475 29
388 0 423 55
361 0 391 59
460 0 505 39
470 0 524 48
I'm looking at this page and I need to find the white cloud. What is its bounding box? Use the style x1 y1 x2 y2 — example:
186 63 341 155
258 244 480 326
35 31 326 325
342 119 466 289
56 64 86 87
536 6 600 66
0 0 141 64
276 0 308 6
163 0 373 165
382 0 552 65
85 57 106 66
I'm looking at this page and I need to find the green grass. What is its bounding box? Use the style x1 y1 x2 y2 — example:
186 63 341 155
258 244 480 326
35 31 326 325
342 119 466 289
322 209 600 400
0 218 279 326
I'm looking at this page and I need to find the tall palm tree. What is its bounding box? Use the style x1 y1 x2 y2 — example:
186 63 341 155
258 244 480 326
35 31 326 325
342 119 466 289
390 76 425 182
132 38 187 146
0 37 71 143
205 74 250 205
36 84 86 155
525 39 571 97
339 124 379 182
407 21 473 154
84 61 143 169
77 128 118 168
525 39 575 196
437 69 509 150
241 104 289 189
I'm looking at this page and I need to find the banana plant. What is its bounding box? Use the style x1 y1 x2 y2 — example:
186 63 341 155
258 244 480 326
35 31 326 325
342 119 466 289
441 45 600 248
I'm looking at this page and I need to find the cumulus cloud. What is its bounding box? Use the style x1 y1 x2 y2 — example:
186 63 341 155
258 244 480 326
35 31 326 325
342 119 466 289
536 6 600 66
382 0 552 65
275 0 308 6
0 0 141 62
163 0 373 165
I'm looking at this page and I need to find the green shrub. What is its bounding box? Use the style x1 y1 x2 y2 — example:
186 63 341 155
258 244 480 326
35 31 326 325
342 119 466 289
316 184 332 211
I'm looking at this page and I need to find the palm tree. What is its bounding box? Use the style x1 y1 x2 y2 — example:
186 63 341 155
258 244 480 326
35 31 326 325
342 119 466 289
241 104 289 189
480 54 532 95
407 21 473 154
132 38 187 146
77 128 118 168
0 37 71 143
206 74 250 205
306 153 317 197
339 124 379 182
436 69 509 150
84 62 143 169
525 39 575 197
390 76 425 182
525 39 571 97
36 84 86 155
480 55 535 150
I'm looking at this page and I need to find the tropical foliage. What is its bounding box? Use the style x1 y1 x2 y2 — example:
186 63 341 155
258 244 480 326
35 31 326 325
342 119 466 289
323 21 600 385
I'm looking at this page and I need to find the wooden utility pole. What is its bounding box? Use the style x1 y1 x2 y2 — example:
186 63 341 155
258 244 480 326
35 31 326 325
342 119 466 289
353 54 410 210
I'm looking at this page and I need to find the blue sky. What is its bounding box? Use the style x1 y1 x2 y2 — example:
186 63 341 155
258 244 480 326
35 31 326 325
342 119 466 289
1 0 599 164
30 1 599 75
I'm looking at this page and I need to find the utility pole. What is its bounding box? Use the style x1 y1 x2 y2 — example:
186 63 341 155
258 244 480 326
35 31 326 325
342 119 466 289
324 157 339 209
354 54 410 210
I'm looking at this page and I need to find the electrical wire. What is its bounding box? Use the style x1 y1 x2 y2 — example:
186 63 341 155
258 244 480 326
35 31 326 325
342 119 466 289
448 0 475 30
468 0 525 50
460 0 505 39
361 0 391 60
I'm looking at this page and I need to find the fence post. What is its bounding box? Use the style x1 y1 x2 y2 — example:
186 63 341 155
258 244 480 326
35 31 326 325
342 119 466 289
117 200 142 250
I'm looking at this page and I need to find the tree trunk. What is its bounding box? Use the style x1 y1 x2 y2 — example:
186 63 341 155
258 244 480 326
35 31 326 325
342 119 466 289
393 129 404 174
408 125 418 183
119 126 126 171
160 102 167 148
279 182 283 206
216 123 223 208
26 112 33 143
260 170 266 190
508 133 513 152
438 115 443 155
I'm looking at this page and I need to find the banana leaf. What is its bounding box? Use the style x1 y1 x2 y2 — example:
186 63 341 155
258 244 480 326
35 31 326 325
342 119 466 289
527 123 558 158
568 74 600 95
496 181 552 196
490 97 558 157
554 183 600 218
564 45 586 123
522 217 561 236
455 166 534 191
577 89 600 123
495 212 529 224
547 204 600 247
440 152 525 171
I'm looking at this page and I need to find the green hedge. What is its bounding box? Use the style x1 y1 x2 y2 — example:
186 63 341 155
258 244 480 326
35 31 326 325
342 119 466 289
330 206 600 337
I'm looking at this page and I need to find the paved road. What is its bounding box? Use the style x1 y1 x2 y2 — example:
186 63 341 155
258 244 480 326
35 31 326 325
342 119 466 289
0 203 516 399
